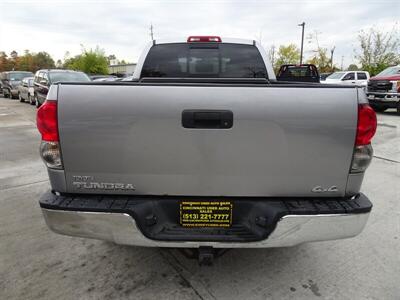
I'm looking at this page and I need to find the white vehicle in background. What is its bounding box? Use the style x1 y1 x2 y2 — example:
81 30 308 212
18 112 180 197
323 71 370 86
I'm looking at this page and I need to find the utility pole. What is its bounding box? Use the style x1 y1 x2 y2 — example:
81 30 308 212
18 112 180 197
330 46 336 70
298 22 305 65
341 56 344 71
150 23 154 41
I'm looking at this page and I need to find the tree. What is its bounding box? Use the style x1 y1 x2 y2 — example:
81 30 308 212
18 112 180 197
267 45 276 69
306 48 333 73
16 50 33 71
32 52 55 70
64 46 109 75
347 64 359 71
275 44 300 70
356 26 400 75
0 52 13 72
10 50 18 60
107 54 116 64
56 59 63 68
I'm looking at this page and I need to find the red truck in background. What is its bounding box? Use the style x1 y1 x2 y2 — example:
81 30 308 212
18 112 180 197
367 65 400 114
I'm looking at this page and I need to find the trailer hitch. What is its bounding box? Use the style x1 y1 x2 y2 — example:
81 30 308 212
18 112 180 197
178 247 230 266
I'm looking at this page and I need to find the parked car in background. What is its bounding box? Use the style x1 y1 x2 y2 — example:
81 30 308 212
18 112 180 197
17 77 35 104
322 71 370 86
320 72 333 81
366 65 400 113
34 70 91 107
0 71 34 99
276 64 320 83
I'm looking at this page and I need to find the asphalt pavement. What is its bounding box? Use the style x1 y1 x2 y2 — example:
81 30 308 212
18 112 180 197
0 95 399 300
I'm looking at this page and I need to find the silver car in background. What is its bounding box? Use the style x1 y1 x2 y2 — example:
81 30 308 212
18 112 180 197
17 77 35 104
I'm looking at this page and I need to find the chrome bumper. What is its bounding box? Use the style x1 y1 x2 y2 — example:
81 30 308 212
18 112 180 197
41 208 370 248
367 92 399 101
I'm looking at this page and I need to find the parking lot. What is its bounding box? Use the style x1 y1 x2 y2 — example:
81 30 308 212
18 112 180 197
0 95 399 299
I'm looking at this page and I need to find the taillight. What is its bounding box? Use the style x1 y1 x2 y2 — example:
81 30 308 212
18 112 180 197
187 36 222 43
356 104 376 146
37 100 58 142
37 100 63 169
351 104 377 173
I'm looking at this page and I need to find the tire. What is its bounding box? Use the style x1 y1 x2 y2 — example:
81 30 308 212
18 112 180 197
19 93 24 102
4 89 10 98
35 95 40 108
397 102 400 116
29 94 35 105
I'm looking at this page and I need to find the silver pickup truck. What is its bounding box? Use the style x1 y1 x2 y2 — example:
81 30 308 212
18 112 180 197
37 36 377 261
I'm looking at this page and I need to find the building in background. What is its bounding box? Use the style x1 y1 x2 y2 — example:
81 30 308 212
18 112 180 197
108 62 137 77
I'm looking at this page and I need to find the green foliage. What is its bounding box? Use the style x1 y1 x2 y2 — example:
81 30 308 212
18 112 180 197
306 48 334 73
33 52 56 70
0 51 13 72
0 50 55 72
64 47 109 75
275 44 300 71
347 64 359 71
356 27 400 75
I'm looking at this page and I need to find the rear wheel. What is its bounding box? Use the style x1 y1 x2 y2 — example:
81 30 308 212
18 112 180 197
4 89 10 98
396 102 400 116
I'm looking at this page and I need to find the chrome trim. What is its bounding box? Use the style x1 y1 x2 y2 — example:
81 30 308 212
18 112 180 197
367 92 399 96
41 208 370 248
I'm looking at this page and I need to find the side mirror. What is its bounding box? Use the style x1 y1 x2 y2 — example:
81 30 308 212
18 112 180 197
40 80 47 85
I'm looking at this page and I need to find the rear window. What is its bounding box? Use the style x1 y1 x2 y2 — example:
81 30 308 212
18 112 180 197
49 72 90 83
141 43 267 78
7 72 33 81
357 72 367 80
278 66 318 78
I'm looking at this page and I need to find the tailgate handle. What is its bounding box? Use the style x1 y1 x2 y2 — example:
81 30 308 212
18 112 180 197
182 110 233 129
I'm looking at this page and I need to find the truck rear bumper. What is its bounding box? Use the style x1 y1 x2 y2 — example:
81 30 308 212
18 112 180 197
39 192 372 248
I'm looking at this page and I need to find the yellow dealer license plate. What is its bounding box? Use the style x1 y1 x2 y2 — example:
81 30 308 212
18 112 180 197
180 201 233 228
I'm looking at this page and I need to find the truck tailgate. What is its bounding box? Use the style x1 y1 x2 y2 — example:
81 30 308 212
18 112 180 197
58 84 357 197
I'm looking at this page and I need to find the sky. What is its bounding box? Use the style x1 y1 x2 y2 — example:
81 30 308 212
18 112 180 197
0 0 398 68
